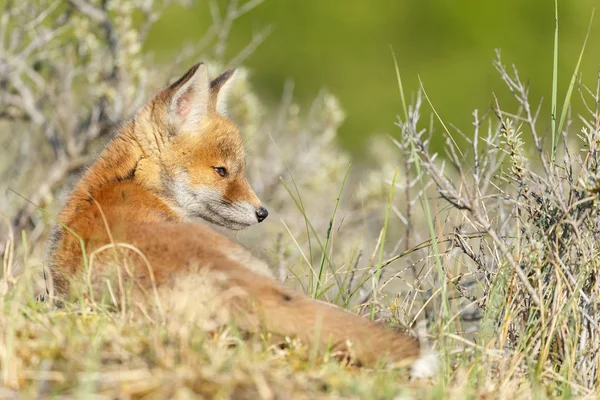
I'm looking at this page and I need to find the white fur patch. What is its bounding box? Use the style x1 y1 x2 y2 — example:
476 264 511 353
171 173 258 230
410 350 438 379
409 320 438 379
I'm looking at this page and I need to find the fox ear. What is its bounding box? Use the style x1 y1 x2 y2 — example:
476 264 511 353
210 69 236 116
169 63 210 132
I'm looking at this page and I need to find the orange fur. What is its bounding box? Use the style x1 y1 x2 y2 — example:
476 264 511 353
47 63 422 366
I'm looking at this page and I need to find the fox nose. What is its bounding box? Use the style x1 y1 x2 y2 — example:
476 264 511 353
256 207 268 223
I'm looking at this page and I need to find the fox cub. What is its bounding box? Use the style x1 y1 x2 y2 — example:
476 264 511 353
47 63 434 373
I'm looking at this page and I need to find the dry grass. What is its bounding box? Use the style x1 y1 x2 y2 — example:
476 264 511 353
0 268 434 399
2 0 600 398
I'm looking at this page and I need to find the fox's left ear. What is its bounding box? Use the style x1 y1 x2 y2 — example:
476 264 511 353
210 69 236 116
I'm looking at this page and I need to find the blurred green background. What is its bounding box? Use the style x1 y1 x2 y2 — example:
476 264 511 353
146 0 599 155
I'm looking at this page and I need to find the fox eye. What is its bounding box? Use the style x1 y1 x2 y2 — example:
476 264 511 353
214 167 228 178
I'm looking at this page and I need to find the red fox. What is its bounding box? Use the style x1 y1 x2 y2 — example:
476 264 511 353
46 63 435 375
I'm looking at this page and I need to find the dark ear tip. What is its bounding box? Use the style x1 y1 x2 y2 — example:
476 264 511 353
210 68 236 90
221 68 236 78
191 62 206 73
167 62 207 92
185 62 207 79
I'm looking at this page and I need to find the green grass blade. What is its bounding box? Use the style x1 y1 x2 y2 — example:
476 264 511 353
391 47 409 122
551 0 559 162
315 164 351 298
268 132 314 270
370 168 398 320
279 177 339 295
418 76 464 159
557 8 595 137
377 168 398 285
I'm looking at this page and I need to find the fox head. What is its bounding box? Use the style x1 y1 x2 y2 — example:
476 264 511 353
134 63 268 230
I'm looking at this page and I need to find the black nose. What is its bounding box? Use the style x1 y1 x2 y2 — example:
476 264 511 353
256 207 268 223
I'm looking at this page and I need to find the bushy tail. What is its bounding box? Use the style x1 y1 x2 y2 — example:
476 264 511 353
227 266 422 367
